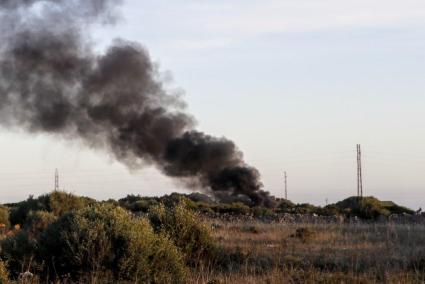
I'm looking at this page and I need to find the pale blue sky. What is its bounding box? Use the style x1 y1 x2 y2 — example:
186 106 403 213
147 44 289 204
1 0 425 208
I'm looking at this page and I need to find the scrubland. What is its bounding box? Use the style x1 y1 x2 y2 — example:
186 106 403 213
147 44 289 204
0 192 424 283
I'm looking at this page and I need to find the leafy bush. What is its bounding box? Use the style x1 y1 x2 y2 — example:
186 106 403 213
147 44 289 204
252 207 274 218
149 202 217 264
213 202 251 215
25 211 56 238
38 204 187 283
1 230 37 277
319 205 341 216
119 194 160 213
0 206 9 228
293 203 319 214
277 199 296 213
0 211 57 277
0 260 8 284
47 191 94 216
335 196 414 219
9 191 94 225
8 195 47 226
213 246 249 273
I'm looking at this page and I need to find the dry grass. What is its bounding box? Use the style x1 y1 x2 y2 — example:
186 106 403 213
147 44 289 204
189 220 425 283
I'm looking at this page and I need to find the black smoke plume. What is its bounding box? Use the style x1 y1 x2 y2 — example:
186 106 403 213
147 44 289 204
0 0 275 207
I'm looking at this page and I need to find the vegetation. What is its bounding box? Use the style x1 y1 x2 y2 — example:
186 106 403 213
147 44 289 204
118 193 414 220
0 192 200 283
0 260 8 284
148 201 217 265
334 196 415 219
0 191 421 283
37 204 187 283
196 220 425 283
0 206 9 228
7 191 95 226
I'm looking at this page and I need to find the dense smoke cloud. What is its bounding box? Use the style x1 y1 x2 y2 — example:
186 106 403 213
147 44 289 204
0 0 275 207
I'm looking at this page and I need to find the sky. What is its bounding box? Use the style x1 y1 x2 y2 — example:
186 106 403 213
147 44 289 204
1 0 425 208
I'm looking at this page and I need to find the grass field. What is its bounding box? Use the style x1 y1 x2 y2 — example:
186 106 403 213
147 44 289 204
189 220 425 283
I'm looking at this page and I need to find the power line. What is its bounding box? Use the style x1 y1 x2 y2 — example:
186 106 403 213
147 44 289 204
284 171 288 200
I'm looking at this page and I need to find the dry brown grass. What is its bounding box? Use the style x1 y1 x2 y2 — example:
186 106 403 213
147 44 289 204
188 220 425 283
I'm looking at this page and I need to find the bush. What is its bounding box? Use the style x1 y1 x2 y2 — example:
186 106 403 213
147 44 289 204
149 202 217 264
9 191 94 225
0 260 8 284
334 196 413 219
0 211 56 277
1 230 38 277
47 191 93 216
38 204 187 283
252 207 274 218
0 206 9 228
277 199 296 213
213 246 248 273
293 203 319 214
319 205 341 216
25 211 56 238
9 195 47 226
118 195 159 213
213 202 251 215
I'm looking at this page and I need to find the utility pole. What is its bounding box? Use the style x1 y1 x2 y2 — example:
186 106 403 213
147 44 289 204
356 144 363 198
356 144 359 197
54 168 59 191
284 171 288 200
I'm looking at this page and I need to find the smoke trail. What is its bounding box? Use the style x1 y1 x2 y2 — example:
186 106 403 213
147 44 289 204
0 0 275 207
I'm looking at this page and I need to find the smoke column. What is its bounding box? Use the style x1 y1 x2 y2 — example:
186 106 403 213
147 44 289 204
0 0 275 207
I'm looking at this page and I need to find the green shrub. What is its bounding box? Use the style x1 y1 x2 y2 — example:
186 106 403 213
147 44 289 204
149 202 217 264
319 205 341 216
47 191 93 216
293 203 319 214
388 204 415 215
118 195 159 213
9 195 48 226
334 196 413 219
0 211 56 278
25 211 56 238
0 260 8 284
252 207 274 218
133 199 154 212
277 199 296 213
0 230 38 277
38 204 187 283
214 203 251 215
9 191 94 225
213 246 249 273
0 206 9 228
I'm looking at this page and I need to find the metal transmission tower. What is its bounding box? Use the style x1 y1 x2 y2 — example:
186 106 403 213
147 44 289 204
284 171 288 200
356 144 363 198
54 168 59 191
